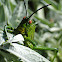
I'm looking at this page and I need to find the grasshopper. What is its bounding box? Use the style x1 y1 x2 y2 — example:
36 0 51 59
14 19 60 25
5 0 58 62
14 0 51 48
14 0 51 40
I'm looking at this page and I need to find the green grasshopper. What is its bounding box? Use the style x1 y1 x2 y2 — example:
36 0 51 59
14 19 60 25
14 1 51 47
6 0 58 62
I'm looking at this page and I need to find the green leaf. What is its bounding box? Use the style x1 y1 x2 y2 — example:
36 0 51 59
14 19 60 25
41 0 58 9
35 16 54 27
0 5 5 29
10 0 16 13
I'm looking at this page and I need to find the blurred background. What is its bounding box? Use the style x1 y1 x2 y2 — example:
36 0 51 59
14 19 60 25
0 0 62 62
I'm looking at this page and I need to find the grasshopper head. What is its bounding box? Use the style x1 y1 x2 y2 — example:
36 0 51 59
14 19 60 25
23 16 32 24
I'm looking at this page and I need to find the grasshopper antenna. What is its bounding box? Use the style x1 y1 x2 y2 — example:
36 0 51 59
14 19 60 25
24 0 27 16
28 4 51 20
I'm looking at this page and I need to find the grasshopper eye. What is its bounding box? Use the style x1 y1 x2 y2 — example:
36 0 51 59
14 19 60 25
29 20 32 24
23 16 26 19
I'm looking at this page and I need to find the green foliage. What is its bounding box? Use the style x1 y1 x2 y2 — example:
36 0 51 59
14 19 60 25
0 0 62 62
